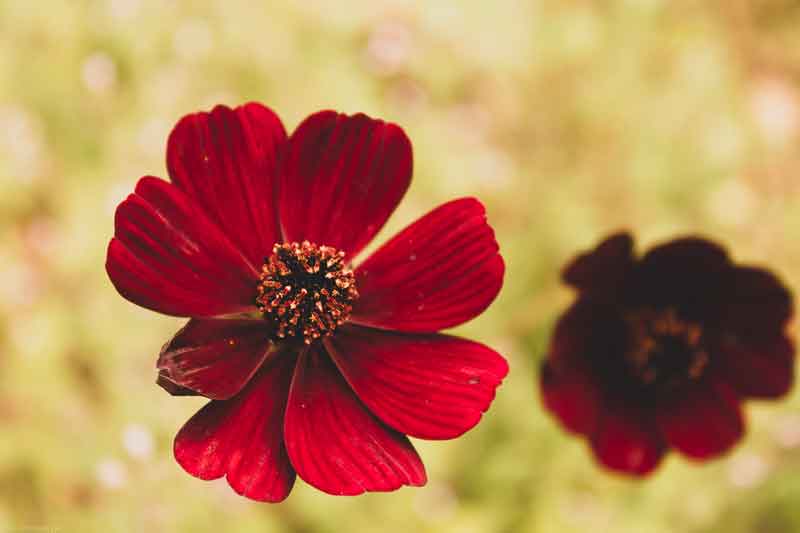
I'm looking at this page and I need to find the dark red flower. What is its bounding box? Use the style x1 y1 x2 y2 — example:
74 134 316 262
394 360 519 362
106 103 507 501
541 232 794 476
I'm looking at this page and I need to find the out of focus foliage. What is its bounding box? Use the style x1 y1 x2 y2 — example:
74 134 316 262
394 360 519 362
0 1 799 531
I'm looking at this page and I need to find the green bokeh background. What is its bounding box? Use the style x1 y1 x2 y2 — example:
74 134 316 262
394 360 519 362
1 1 799 531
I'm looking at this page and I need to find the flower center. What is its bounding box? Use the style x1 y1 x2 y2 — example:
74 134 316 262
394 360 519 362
624 308 709 388
256 241 358 345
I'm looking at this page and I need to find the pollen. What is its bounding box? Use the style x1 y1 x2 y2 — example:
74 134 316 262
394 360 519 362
256 241 359 345
625 308 709 387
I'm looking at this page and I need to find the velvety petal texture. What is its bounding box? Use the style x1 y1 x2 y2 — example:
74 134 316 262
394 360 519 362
167 103 286 266
628 237 731 319
284 346 426 495
326 326 508 440
107 177 259 317
545 299 629 370
157 371 199 396
591 407 665 476
638 237 730 282
716 266 793 337
174 354 296 502
713 335 794 399
352 198 503 332
157 318 274 400
279 111 412 260
562 232 634 296
656 380 744 459
540 360 602 437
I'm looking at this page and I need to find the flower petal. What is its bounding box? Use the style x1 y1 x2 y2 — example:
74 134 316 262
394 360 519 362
703 266 794 399
628 236 731 320
640 236 729 273
716 266 794 338
562 232 634 296
284 345 426 495
547 299 630 369
590 405 665 476
167 103 287 266
157 318 274 400
173 353 296 503
157 371 198 396
540 359 603 437
325 326 508 440
542 299 649 439
713 334 794 398
107 177 259 317
657 379 744 460
279 111 412 259
351 198 503 332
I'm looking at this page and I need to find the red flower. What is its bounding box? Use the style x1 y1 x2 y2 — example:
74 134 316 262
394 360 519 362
541 232 794 476
106 103 507 501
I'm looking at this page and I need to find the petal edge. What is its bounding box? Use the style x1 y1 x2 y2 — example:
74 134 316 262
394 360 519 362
352 198 503 332
284 346 426 495
327 326 508 440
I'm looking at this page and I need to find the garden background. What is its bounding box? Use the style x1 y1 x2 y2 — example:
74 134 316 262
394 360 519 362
1 1 799 531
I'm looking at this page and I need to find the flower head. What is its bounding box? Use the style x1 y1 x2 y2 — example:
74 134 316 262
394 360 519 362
541 232 794 476
106 103 507 501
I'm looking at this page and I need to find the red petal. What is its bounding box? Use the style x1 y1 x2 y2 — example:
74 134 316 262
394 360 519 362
284 346 426 495
716 266 794 338
640 236 729 273
628 236 731 319
173 353 296 502
657 380 744 460
157 318 274 400
547 299 629 366
351 198 503 332
157 371 198 396
279 111 412 260
540 299 629 436
562 232 634 295
167 103 286 266
325 326 508 440
107 177 258 317
540 359 602 436
713 334 795 398
590 406 665 476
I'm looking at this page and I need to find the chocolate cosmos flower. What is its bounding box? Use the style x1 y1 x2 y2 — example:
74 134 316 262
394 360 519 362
106 103 508 501
541 232 794 476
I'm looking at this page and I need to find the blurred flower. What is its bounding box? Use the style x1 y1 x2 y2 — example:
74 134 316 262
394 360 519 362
386 78 429 113
772 414 800 449
81 52 118 95
106 103 507 501
541 232 794 476
23 218 61 259
0 259 41 310
364 20 414 76
95 458 128 489
122 423 155 460
0 105 46 184
750 78 800 147
727 451 771 489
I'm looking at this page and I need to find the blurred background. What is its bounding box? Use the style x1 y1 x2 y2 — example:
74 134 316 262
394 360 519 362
0 0 799 531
